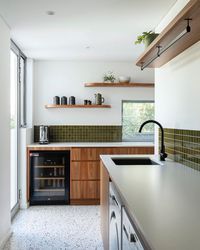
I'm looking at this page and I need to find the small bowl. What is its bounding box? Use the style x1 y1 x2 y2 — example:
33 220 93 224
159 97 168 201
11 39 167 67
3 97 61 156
118 76 131 83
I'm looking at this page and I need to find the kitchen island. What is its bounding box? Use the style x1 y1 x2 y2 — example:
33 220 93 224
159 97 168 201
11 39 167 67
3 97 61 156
100 154 200 250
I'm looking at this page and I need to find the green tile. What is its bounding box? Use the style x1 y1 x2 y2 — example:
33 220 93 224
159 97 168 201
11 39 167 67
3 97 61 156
34 125 122 142
159 128 200 171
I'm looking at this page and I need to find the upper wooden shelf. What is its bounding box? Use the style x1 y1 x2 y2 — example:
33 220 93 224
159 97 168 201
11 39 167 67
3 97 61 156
136 0 200 68
45 104 111 109
84 82 154 87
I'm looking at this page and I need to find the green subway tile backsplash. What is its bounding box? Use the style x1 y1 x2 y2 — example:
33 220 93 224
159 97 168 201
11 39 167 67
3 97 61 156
34 125 122 142
159 128 200 171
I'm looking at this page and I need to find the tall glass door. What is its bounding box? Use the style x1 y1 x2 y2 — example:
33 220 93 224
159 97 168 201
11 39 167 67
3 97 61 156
10 41 26 217
10 49 19 211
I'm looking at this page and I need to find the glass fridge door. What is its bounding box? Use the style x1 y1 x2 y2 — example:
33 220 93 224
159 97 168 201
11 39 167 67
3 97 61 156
30 151 69 203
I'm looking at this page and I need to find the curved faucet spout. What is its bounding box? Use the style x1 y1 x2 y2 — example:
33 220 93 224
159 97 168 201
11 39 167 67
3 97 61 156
139 120 168 161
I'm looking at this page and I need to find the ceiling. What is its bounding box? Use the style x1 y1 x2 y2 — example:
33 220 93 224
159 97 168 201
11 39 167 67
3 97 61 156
0 0 176 61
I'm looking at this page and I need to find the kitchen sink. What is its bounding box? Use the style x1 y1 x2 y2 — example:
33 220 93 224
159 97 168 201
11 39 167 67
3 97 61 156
111 157 159 165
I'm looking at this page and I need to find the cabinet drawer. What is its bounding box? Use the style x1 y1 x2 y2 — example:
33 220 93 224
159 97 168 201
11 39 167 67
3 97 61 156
70 180 100 199
71 162 100 180
71 146 154 161
71 148 98 161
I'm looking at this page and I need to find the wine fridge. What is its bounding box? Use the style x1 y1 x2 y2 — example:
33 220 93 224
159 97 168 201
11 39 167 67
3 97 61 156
30 151 70 205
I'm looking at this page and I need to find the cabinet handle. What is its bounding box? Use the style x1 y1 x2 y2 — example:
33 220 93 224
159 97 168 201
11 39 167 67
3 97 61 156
110 194 119 207
123 225 129 240
110 211 116 220
130 233 137 243
123 225 137 243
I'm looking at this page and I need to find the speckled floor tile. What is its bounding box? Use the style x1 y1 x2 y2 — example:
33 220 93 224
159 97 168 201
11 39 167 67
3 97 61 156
3 206 104 250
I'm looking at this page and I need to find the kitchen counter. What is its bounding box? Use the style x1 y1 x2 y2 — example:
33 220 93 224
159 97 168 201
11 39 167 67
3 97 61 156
100 154 200 250
26 142 154 205
27 142 154 148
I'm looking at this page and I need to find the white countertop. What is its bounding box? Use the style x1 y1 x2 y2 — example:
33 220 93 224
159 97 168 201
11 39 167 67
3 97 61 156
100 154 200 250
27 142 154 148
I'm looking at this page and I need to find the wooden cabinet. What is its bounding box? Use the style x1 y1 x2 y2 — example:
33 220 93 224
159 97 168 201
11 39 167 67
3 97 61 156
27 146 154 205
70 161 100 204
70 146 154 205
100 161 110 250
70 148 101 205
71 146 154 161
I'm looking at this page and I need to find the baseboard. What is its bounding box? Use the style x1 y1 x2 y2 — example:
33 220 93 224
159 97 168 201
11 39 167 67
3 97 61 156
20 201 29 209
0 229 12 250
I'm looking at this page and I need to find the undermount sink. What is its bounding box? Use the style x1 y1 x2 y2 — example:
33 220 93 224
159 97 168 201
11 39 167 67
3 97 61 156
111 157 159 166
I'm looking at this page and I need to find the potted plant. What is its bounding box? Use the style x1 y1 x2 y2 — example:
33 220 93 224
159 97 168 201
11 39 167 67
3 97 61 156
103 71 116 83
135 31 159 48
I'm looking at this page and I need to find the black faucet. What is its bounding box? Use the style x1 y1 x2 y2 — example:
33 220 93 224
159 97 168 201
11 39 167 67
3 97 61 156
138 120 168 161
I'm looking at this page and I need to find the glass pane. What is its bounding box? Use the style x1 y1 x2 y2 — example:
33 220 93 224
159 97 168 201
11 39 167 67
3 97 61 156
122 101 154 142
19 57 26 127
31 154 66 200
10 50 18 210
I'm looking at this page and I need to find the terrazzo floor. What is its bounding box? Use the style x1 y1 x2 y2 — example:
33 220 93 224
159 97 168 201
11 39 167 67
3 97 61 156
3 206 104 250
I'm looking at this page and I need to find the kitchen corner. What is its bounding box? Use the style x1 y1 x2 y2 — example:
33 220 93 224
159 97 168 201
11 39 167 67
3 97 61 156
1 0 200 249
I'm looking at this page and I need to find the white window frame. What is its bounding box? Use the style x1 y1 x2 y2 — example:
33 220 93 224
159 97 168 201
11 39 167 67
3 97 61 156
122 100 155 142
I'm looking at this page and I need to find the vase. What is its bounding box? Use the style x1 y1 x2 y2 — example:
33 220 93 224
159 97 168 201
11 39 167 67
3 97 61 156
144 33 159 48
104 80 115 83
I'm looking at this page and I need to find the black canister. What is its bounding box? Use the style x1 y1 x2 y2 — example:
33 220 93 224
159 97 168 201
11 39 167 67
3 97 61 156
61 96 67 105
69 96 76 105
53 96 60 105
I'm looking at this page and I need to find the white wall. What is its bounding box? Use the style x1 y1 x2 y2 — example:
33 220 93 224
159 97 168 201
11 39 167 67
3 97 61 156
155 41 200 130
155 0 200 130
19 59 34 209
33 61 154 125
20 128 33 209
0 16 11 247
26 58 34 128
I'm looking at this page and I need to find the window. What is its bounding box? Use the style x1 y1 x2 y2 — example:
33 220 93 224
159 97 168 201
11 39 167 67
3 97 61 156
10 40 26 217
122 101 154 142
11 40 27 128
10 49 18 211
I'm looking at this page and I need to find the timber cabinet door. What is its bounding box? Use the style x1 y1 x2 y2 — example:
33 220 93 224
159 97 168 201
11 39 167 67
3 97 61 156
70 148 101 205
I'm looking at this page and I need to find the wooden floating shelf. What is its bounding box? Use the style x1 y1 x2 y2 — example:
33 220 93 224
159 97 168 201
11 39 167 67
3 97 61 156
45 104 111 109
84 82 154 87
136 0 200 68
